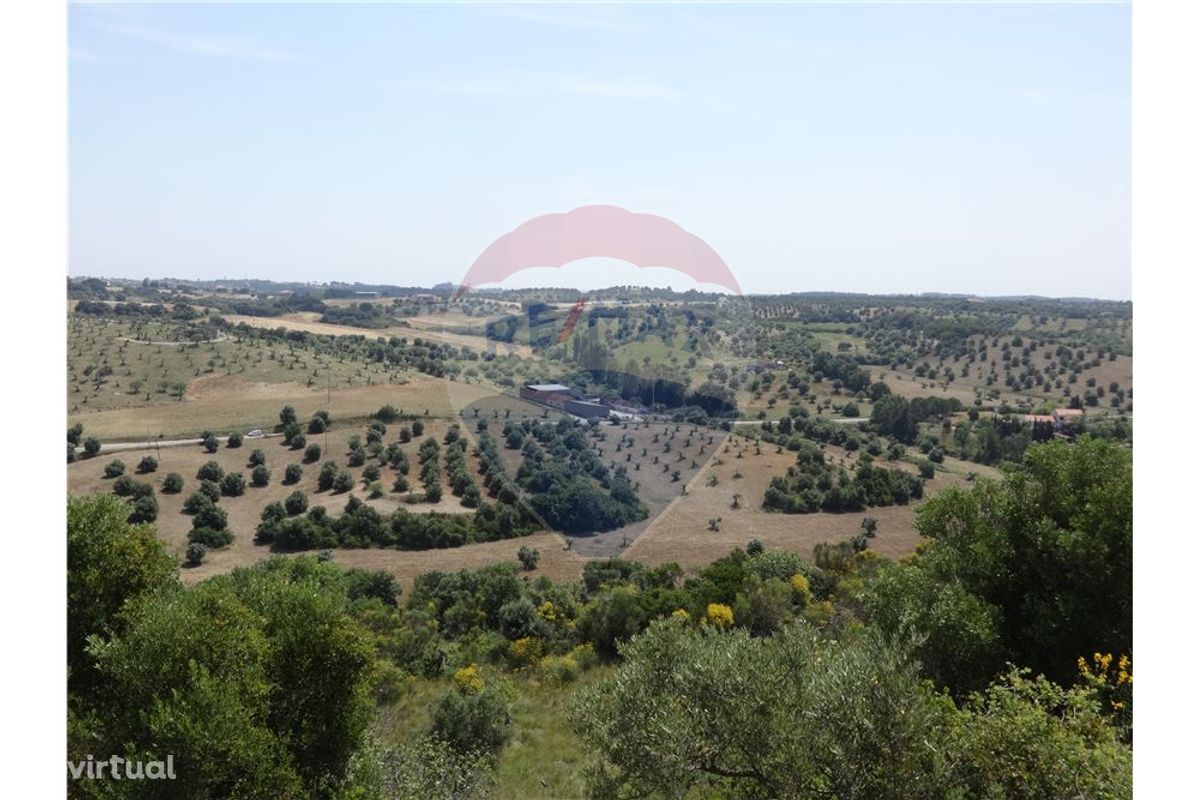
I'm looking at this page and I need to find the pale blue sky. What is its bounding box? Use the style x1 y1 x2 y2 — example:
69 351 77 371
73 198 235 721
69 2 1130 298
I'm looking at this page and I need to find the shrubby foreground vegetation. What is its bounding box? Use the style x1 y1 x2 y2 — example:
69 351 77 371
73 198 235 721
67 436 1130 798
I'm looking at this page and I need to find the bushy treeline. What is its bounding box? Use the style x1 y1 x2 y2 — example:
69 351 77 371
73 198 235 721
870 393 965 442
219 320 478 380
763 443 924 513
320 303 397 329
73 300 199 320
511 417 647 534
254 494 535 551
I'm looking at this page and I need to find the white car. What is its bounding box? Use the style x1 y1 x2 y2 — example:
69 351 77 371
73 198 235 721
246 429 264 438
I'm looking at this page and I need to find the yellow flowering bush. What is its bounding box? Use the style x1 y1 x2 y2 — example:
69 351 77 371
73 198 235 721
537 600 557 621
453 663 484 695
789 573 812 606
671 608 691 621
1077 652 1132 732
509 636 544 666
705 603 734 629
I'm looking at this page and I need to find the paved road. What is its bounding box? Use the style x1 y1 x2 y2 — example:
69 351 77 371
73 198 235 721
72 432 282 456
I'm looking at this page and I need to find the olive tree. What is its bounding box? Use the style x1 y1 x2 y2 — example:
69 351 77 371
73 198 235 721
161 472 184 494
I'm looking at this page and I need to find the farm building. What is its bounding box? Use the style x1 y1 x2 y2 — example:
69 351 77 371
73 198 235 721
563 399 611 419
521 383 577 408
520 383 611 419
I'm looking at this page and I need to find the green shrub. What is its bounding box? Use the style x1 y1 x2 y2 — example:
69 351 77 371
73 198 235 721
517 545 540 571
184 542 206 567
161 473 184 494
197 461 224 482
333 470 354 494
284 491 308 516
318 461 339 491
193 503 228 532
429 685 512 757
127 494 159 524
187 526 232 548
251 465 271 487
220 472 247 497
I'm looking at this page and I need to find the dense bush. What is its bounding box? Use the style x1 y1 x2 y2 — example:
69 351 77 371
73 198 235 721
197 460 224 482
68 546 376 796
183 491 213 515
183 542 206 567
284 463 303 484
514 419 647 534
318 461 339 491
187 525 232 548
429 685 512 757
127 494 159 524
112 475 154 499
375 404 401 423
517 545 540 571
285 490 308 516
103 460 126 478
161 472 184 494
220 471 247 497
333 469 354 494
763 445 923 514
136 456 158 474
193 502 228 532
250 464 271 487
256 495 534 552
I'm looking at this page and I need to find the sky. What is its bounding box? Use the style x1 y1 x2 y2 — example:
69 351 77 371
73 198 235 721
68 1 1131 299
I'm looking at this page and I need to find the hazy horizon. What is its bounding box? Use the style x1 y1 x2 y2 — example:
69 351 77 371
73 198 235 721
69 2 1130 299
73 271 1131 304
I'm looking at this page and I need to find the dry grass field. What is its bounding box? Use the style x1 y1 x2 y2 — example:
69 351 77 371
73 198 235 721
624 437 970 570
223 312 534 358
69 376 493 440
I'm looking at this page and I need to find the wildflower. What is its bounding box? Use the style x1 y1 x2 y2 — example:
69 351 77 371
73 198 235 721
705 603 734 629
453 664 484 694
